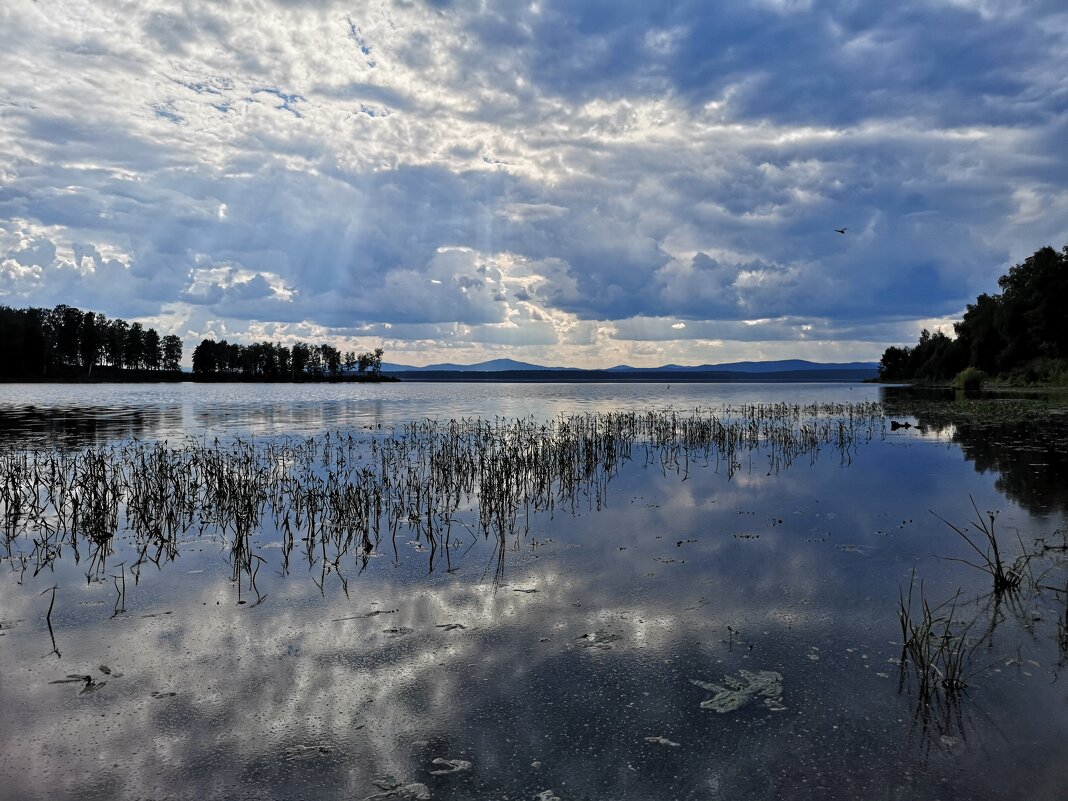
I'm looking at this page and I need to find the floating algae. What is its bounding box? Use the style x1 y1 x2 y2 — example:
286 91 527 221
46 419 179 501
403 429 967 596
644 736 681 747
366 778 431 800
429 757 471 775
285 744 333 761
574 630 623 650
691 668 784 713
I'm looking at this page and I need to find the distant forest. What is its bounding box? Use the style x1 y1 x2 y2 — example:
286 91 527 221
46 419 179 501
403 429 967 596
879 244 1068 385
191 339 385 380
0 304 181 380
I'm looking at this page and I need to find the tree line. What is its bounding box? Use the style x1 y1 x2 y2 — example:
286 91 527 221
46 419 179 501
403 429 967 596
879 244 1068 385
0 304 182 379
191 339 385 380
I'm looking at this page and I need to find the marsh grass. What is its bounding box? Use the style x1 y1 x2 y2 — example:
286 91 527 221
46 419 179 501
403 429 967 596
932 496 1030 594
898 572 979 700
1057 580 1068 663
41 584 59 657
0 403 884 597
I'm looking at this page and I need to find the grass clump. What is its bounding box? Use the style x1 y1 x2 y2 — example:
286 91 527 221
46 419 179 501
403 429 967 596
898 572 976 698
932 497 1029 594
951 367 986 391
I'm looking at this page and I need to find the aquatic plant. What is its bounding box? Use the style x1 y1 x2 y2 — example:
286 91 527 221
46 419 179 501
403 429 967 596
897 572 977 699
0 403 885 600
691 668 784 712
932 497 1028 594
951 367 986 391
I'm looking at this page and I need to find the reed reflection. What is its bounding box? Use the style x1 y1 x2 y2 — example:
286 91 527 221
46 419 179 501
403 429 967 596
1 404 884 599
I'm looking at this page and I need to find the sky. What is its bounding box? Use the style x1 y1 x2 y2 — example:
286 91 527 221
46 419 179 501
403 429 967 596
1 0 1066 368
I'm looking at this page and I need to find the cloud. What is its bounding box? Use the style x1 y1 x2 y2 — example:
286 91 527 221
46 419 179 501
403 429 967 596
0 0 1065 366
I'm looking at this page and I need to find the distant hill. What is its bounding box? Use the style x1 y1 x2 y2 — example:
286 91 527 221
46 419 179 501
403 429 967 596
380 358 879 382
381 358 571 372
605 359 879 373
383 358 878 374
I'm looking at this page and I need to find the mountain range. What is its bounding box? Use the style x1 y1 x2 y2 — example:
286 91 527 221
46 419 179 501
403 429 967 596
381 358 878 374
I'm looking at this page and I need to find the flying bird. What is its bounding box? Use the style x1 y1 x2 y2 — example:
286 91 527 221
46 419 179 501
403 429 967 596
835 227 847 235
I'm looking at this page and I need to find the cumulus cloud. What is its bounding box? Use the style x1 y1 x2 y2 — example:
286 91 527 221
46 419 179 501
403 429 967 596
0 0 1065 366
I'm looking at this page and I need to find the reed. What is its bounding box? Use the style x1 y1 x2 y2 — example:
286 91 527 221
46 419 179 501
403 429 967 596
932 496 1028 594
898 571 977 699
0 403 885 593
41 584 59 657
1058 580 1068 662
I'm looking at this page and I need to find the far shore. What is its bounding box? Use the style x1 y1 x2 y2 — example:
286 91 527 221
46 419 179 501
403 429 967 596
0 371 400 384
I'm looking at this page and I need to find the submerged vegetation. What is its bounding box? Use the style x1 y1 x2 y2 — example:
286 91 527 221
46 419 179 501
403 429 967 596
1 402 883 595
879 244 1068 385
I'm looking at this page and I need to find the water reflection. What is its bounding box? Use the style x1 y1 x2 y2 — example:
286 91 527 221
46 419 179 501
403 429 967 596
1 388 1067 800
0 399 395 449
1 405 885 598
0 382 886 448
2 533 1065 801
881 386 1068 517
0 403 186 447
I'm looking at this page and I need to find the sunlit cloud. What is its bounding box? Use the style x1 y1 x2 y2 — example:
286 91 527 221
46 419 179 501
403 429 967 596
1 0 1065 366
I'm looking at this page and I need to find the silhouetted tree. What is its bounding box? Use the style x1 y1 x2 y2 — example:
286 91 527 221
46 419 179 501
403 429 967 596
105 319 128 368
0 304 171 378
880 244 1067 383
162 335 183 371
124 322 145 369
50 304 83 367
80 312 102 373
191 338 218 375
291 342 310 378
186 337 386 381
143 328 162 370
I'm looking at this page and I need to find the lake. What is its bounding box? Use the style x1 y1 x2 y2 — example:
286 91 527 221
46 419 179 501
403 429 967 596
0 382 1065 800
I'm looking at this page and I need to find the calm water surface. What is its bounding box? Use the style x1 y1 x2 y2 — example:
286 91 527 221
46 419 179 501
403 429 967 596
0 382 1065 801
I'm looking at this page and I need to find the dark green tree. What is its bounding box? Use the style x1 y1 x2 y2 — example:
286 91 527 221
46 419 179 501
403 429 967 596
162 335 183 371
105 319 128 368
880 244 1067 383
143 328 162 370
80 312 102 373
